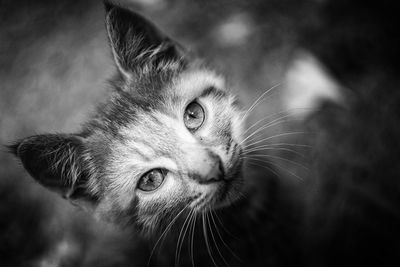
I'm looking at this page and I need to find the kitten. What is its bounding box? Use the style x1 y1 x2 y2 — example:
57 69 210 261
9 2 245 236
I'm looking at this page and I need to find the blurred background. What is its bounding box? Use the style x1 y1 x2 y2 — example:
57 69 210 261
1 0 400 266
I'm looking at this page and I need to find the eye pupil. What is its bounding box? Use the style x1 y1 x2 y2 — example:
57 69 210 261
184 102 205 131
146 175 153 183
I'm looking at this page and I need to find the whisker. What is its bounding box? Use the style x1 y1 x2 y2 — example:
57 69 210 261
245 160 281 177
178 210 195 267
252 142 312 148
190 212 197 267
243 131 312 149
242 107 316 135
189 212 196 263
210 211 241 262
148 204 189 266
203 211 219 267
242 108 299 136
240 83 282 123
242 154 309 170
207 212 229 267
245 157 304 180
240 114 305 146
213 212 240 241
242 147 306 158
175 209 193 267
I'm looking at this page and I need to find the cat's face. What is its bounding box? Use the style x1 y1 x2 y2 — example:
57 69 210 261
10 2 245 234
92 69 244 232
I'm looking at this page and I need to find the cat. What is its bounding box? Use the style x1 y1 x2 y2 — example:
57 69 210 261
9 2 246 237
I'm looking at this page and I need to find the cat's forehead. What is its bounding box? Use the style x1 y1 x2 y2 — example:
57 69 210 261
107 68 229 159
116 69 227 138
169 69 226 98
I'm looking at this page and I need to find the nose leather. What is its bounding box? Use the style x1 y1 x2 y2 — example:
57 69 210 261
205 159 224 182
192 152 224 184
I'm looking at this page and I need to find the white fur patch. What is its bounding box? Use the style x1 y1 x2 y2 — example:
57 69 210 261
172 69 226 99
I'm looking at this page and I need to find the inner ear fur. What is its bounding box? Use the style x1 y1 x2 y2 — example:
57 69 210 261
9 134 94 202
104 1 187 78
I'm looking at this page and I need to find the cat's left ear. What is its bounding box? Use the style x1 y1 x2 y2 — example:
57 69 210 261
104 1 187 79
8 134 97 210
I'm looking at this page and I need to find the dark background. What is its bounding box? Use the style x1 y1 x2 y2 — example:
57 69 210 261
1 0 400 266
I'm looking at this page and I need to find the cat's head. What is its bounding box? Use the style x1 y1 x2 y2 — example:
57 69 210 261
9 2 245 234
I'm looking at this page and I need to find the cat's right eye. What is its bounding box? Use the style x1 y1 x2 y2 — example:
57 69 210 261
184 101 205 131
138 169 166 192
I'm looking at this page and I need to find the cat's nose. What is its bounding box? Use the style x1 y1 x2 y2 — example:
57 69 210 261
201 152 224 183
205 159 224 183
188 150 225 184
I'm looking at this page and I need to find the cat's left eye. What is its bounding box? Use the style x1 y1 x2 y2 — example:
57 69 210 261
138 169 166 192
184 101 205 131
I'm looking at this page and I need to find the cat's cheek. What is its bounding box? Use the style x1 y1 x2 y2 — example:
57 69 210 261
231 112 245 144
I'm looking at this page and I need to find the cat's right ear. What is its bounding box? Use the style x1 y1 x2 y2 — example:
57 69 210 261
104 1 187 80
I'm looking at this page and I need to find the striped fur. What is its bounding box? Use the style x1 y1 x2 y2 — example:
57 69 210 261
11 2 245 235
84 67 244 233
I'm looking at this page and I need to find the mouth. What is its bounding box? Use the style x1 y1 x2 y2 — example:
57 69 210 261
197 153 244 211
190 144 244 212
